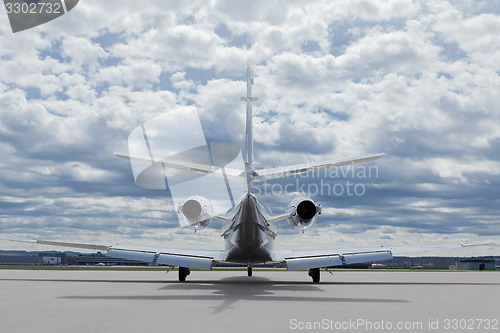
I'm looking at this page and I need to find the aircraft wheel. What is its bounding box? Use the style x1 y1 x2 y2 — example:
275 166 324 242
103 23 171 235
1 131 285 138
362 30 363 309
247 265 252 277
308 268 320 283
179 266 190 282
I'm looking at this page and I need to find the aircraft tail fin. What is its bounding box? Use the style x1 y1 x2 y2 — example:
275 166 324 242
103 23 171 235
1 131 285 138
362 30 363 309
241 65 258 191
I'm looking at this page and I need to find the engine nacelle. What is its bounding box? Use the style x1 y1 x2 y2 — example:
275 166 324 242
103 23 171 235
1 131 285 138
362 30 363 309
286 197 322 231
177 196 213 231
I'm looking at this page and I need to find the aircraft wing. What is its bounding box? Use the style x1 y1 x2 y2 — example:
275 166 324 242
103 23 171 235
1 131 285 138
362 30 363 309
272 242 492 270
11 239 226 270
253 153 385 181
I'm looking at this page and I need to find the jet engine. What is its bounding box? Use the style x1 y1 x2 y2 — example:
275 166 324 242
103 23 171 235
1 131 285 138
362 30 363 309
178 196 214 230
286 197 322 231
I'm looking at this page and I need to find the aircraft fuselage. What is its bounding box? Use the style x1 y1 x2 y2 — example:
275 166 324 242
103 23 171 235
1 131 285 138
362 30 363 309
223 193 276 264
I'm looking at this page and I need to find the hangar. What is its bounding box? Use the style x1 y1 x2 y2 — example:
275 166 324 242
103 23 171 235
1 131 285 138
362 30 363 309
459 259 496 271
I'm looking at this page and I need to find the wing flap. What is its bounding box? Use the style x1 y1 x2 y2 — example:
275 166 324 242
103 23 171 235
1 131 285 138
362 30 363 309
343 251 393 265
107 248 156 263
283 250 393 270
286 256 344 271
108 248 214 270
156 253 212 270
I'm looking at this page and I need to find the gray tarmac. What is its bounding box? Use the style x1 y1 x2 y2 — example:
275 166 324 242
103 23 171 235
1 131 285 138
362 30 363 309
0 269 498 333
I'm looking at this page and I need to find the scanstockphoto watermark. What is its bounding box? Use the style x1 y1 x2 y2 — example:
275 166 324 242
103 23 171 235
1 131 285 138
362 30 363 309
254 164 380 197
290 318 425 331
289 318 499 331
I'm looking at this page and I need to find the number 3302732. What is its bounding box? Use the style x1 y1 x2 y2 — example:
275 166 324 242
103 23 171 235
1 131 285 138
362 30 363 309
5 2 62 14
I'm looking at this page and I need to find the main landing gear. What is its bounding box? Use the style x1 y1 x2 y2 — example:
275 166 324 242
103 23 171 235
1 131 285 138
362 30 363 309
308 268 320 283
178 266 190 282
247 265 252 277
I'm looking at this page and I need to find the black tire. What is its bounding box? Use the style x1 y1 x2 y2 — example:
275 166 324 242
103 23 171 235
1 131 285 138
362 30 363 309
178 267 190 282
247 265 252 277
308 268 320 283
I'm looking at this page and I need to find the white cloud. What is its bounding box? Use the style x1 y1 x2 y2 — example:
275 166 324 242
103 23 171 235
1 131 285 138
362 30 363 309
419 158 500 184
61 36 107 68
0 0 499 254
94 58 162 87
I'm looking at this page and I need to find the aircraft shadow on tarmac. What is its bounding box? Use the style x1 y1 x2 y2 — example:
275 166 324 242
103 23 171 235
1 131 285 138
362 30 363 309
4 275 499 314
55 276 410 314
3 275 498 287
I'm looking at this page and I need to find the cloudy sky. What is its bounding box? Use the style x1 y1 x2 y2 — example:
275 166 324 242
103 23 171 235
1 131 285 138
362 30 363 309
0 0 499 256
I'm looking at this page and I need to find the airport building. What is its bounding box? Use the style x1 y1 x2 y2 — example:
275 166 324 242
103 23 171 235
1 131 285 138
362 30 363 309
1 251 498 269
77 252 146 266
0 252 66 266
459 259 496 271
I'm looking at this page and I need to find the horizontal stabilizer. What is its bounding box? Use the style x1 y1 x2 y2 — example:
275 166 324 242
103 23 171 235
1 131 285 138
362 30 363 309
253 153 385 181
114 153 244 178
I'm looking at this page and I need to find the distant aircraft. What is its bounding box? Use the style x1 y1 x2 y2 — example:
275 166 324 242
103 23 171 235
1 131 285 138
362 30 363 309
15 67 490 282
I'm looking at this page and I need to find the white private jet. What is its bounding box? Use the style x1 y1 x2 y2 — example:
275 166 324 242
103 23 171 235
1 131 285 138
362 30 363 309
15 67 490 282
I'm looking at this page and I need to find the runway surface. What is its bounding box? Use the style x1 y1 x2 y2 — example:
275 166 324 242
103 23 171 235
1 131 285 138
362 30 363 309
0 269 498 333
